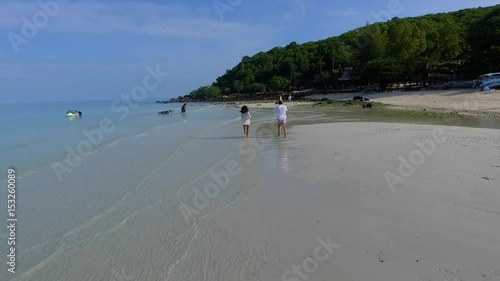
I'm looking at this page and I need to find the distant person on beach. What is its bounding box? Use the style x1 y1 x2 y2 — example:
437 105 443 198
288 94 292 102
279 95 283 102
274 100 288 138
181 103 187 113
240 105 251 138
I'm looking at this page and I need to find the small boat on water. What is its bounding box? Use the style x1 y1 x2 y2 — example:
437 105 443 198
65 110 82 117
475 72 500 91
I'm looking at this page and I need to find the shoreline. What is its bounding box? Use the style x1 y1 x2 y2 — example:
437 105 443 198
5 103 500 280
215 88 500 120
303 88 500 117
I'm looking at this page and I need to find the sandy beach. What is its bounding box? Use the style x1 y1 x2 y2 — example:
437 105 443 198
305 89 500 115
3 102 500 281
164 120 500 281
285 123 500 280
233 100 313 109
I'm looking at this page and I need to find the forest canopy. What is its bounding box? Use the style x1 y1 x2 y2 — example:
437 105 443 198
189 5 500 99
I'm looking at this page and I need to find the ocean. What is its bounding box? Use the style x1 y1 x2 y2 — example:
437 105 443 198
0 100 301 280
0 100 203 175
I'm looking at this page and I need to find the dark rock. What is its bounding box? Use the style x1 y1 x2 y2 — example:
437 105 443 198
354 96 370 101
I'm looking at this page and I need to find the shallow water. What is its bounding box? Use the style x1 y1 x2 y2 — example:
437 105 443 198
1 102 499 280
0 102 313 280
288 106 500 130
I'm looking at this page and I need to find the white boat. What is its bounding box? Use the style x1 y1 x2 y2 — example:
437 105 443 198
65 110 82 117
476 72 500 91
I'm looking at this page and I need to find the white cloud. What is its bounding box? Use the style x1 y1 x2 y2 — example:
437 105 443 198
0 1 255 39
0 61 147 77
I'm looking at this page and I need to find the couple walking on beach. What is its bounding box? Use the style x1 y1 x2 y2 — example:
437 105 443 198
240 100 289 138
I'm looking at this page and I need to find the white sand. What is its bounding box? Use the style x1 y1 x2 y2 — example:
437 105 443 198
278 122 500 280
167 122 500 281
371 90 500 113
234 101 312 109
306 89 500 113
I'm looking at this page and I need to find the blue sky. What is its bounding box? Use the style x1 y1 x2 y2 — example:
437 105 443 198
0 0 498 103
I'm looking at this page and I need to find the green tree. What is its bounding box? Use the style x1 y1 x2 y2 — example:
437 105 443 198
191 5 500 96
361 58 406 91
469 6 500 73
189 86 221 99
244 83 266 93
313 71 332 89
270 76 290 91
387 20 427 60
233 80 244 94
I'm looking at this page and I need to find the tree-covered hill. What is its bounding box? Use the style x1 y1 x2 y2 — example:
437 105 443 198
188 5 500 99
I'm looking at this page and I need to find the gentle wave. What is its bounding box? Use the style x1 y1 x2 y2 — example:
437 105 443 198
0 138 53 154
103 132 148 148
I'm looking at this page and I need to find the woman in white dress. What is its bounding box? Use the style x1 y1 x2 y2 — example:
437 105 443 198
240 105 251 138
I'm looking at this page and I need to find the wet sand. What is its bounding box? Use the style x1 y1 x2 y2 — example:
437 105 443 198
178 121 500 281
164 119 500 281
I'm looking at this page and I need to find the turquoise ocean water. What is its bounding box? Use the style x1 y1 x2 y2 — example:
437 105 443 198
0 99 290 280
0 100 197 175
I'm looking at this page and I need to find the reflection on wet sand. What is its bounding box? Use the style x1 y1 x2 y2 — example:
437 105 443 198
277 140 289 174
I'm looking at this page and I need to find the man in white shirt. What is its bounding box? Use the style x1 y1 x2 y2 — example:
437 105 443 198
274 100 288 138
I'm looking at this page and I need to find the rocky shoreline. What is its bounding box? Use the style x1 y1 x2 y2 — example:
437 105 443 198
155 93 296 104
156 81 478 104
155 88 345 103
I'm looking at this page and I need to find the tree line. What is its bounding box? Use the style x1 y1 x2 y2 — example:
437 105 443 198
189 5 499 99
